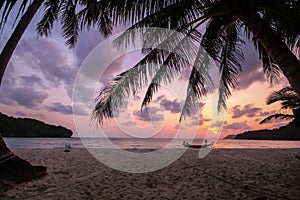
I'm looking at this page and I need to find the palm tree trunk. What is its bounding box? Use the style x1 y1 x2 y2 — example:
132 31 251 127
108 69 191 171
240 13 300 96
0 0 46 182
0 0 44 85
293 109 300 127
0 132 10 155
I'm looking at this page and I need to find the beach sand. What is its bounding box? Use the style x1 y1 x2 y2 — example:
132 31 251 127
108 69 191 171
1 148 300 199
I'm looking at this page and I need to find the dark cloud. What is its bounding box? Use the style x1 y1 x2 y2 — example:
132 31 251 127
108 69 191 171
154 95 182 114
18 75 48 89
236 43 266 90
75 30 105 65
15 111 45 119
15 111 27 117
45 102 89 116
0 86 48 109
14 37 78 99
160 98 181 113
211 121 225 128
46 102 72 115
258 110 276 117
231 104 276 119
224 121 251 130
121 120 137 127
231 104 262 119
133 107 164 122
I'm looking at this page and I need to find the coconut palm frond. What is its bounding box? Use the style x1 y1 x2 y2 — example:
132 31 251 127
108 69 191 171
0 0 33 31
93 45 176 123
266 86 298 105
60 0 79 48
36 0 61 37
180 48 213 120
141 28 199 109
260 0 300 50
259 113 294 124
258 42 281 84
217 23 244 111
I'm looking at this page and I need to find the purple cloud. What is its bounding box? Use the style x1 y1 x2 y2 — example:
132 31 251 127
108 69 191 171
231 104 276 119
46 102 89 116
133 107 163 122
236 43 266 90
46 102 72 115
0 86 48 109
224 121 251 130
121 120 137 127
15 111 45 119
231 104 262 119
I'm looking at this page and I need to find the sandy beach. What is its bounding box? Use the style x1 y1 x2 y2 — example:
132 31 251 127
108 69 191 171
1 148 300 200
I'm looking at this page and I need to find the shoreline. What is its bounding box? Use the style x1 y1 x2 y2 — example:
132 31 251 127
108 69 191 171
2 148 300 199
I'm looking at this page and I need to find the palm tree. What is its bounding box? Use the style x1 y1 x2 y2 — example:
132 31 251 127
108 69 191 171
260 87 300 126
0 0 44 85
90 0 300 124
0 0 113 180
0 0 299 179
0 0 46 182
0 0 112 181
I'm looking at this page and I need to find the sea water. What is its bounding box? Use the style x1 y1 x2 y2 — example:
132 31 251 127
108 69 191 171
4 137 300 149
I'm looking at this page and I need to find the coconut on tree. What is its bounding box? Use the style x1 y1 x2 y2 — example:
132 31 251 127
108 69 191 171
260 87 300 127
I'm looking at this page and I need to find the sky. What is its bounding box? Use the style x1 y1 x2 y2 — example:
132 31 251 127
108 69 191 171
0 8 293 139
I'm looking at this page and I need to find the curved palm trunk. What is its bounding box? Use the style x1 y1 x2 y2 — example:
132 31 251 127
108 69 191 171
240 13 300 96
0 0 46 181
0 0 44 85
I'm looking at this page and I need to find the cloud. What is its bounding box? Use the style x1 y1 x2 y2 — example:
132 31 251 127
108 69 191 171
160 98 181 113
46 102 72 115
121 120 137 127
224 121 251 130
18 74 48 89
154 95 182 114
0 86 48 109
74 30 105 65
236 43 266 90
15 111 45 119
231 104 262 119
231 104 277 120
45 102 89 116
14 37 78 99
133 107 164 122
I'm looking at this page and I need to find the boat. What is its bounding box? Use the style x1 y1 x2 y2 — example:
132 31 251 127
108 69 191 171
183 141 214 149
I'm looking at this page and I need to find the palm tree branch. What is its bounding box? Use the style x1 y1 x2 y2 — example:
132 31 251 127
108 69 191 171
259 113 294 124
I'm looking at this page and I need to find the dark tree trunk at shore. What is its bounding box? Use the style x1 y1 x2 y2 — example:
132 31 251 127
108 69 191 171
0 132 46 181
0 0 44 85
0 0 46 182
293 109 300 127
0 132 10 156
241 13 300 96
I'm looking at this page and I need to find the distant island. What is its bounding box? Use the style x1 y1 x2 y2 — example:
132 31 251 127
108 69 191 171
0 112 72 138
234 121 300 140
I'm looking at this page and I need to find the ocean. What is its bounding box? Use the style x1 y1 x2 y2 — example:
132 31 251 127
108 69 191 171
3 137 300 149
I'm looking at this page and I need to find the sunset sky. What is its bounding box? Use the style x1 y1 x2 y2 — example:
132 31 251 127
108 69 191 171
0 11 293 139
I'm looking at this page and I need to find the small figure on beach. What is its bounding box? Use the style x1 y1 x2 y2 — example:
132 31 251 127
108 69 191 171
64 143 71 152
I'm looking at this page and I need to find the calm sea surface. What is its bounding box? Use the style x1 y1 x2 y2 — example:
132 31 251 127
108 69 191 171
3 137 300 149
